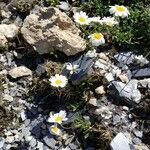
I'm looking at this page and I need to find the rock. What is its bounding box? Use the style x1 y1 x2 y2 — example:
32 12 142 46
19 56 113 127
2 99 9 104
118 74 129 83
3 94 13 102
105 72 114 82
98 52 109 61
113 115 121 124
1 10 12 19
114 52 135 65
132 137 142 145
111 80 141 104
6 136 14 143
94 59 109 71
0 24 19 40
69 143 78 149
131 66 150 78
25 136 32 142
8 66 32 78
36 64 45 75
88 98 97 106
20 111 27 121
95 86 105 95
0 138 5 149
37 141 44 150
138 78 150 88
122 106 129 111
43 136 57 148
21 7 86 56
110 132 131 150
24 119 30 126
29 138 37 147
134 144 149 150
58 2 70 11
0 33 8 49
94 106 112 119
133 130 143 138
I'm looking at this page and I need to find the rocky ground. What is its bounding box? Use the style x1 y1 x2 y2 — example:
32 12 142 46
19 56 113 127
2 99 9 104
0 0 150 150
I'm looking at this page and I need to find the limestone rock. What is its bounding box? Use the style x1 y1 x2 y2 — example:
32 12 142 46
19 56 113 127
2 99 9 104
0 24 19 40
0 33 8 49
110 133 131 150
21 7 86 56
95 86 105 95
8 66 32 78
111 80 141 104
138 78 150 89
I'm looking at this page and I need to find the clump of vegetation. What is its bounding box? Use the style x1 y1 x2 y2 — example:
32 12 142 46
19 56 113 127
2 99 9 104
10 0 40 13
46 0 59 6
81 0 150 54
74 116 91 133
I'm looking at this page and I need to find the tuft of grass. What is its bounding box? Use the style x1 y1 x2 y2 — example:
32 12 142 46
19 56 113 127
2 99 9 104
74 116 91 133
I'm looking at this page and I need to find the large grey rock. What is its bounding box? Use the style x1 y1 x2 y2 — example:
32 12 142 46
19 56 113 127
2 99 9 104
21 7 86 56
110 133 131 150
111 80 141 104
8 66 32 78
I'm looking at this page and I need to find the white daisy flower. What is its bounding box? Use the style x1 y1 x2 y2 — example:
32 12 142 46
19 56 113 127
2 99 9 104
47 110 68 124
101 17 119 26
88 33 105 46
73 11 90 25
89 17 102 23
109 5 130 18
50 125 62 136
49 74 68 88
66 63 79 74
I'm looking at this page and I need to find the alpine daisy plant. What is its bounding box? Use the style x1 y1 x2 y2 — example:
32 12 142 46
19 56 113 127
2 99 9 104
89 17 101 23
101 17 118 26
88 33 105 46
109 5 130 18
49 74 68 88
47 110 68 124
50 125 62 136
66 63 79 75
73 11 90 25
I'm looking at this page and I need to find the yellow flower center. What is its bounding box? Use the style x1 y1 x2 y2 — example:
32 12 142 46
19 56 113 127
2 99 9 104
79 17 86 22
93 33 103 40
51 126 59 133
55 79 62 85
116 6 125 12
55 116 62 122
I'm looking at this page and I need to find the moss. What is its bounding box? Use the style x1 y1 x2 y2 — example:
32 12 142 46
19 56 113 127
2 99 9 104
44 60 63 76
46 0 59 6
11 0 40 13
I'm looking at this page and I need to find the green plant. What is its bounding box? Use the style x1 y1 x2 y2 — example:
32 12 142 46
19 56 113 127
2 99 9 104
74 116 91 133
46 0 59 6
81 0 150 53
